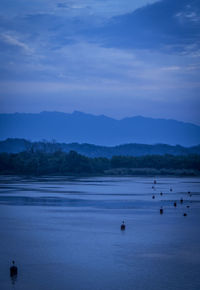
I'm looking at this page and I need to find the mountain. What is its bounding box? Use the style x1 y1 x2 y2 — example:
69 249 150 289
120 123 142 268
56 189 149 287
0 111 200 146
1 139 200 158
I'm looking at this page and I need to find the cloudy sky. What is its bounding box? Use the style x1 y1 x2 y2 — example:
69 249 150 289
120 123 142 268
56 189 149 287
0 0 200 124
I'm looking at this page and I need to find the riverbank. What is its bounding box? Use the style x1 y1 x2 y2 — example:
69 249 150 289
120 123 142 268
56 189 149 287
1 168 200 177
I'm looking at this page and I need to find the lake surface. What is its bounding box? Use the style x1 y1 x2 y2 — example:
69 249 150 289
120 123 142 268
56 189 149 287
0 176 200 290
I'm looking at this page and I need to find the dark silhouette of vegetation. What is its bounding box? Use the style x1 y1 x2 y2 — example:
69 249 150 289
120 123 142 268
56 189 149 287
0 150 200 176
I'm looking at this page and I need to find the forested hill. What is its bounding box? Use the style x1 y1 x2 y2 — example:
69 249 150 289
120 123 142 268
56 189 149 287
1 111 200 146
0 138 200 158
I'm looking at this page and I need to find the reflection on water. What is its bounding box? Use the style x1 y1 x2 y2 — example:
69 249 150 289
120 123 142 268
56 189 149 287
0 176 200 290
10 274 17 286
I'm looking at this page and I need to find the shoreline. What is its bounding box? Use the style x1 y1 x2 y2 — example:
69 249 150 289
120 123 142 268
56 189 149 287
0 170 200 179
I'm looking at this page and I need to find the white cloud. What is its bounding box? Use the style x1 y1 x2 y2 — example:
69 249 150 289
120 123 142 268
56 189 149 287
175 6 200 24
1 33 33 55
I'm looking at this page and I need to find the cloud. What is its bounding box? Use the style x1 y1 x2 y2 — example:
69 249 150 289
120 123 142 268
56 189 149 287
176 11 200 23
0 0 159 18
0 0 199 124
54 0 160 18
0 32 33 55
1 38 200 92
175 2 200 24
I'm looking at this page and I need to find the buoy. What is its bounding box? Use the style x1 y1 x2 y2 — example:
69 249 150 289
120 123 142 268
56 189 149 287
180 198 183 204
160 192 163 196
121 221 126 230
10 261 18 277
160 208 163 214
170 188 173 192
174 202 177 207
152 195 155 199
186 205 190 209
183 213 187 217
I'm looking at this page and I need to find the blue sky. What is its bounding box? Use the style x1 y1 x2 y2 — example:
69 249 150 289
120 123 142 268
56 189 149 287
0 0 200 124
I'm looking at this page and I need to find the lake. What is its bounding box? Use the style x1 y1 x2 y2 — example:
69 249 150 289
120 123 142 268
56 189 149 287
0 176 200 290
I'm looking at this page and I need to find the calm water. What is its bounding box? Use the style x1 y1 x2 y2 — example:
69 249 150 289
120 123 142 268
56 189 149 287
0 176 200 290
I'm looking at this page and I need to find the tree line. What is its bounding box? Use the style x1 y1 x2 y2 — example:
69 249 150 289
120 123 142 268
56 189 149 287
0 150 200 175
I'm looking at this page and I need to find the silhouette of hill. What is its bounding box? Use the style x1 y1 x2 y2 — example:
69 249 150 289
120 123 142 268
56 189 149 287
0 138 200 158
0 111 200 146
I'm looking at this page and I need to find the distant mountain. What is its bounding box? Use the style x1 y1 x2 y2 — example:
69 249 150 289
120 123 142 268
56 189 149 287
1 138 200 158
0 111 200 146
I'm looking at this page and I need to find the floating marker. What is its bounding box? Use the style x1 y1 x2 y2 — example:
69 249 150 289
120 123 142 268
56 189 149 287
10 261 18 277
121 221 126 231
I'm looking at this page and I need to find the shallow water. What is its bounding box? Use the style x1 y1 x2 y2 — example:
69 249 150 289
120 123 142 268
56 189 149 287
0 176 200 290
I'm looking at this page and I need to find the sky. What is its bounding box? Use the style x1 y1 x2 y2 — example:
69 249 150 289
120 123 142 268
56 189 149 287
0 0 200 124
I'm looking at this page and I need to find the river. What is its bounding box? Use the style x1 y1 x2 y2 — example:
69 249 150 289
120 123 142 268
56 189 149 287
0 176 200 290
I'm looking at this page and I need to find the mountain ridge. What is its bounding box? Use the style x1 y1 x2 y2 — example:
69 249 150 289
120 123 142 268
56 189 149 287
1 110 198 125
0 111 200 146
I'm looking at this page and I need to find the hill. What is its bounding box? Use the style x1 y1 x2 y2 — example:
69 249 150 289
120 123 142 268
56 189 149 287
0 138 200 158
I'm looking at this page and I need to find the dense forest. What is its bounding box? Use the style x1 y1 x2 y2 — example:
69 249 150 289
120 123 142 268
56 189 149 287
0 150 200 176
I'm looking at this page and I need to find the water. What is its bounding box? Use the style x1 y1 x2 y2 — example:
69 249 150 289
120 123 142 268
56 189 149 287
0 176 200 290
